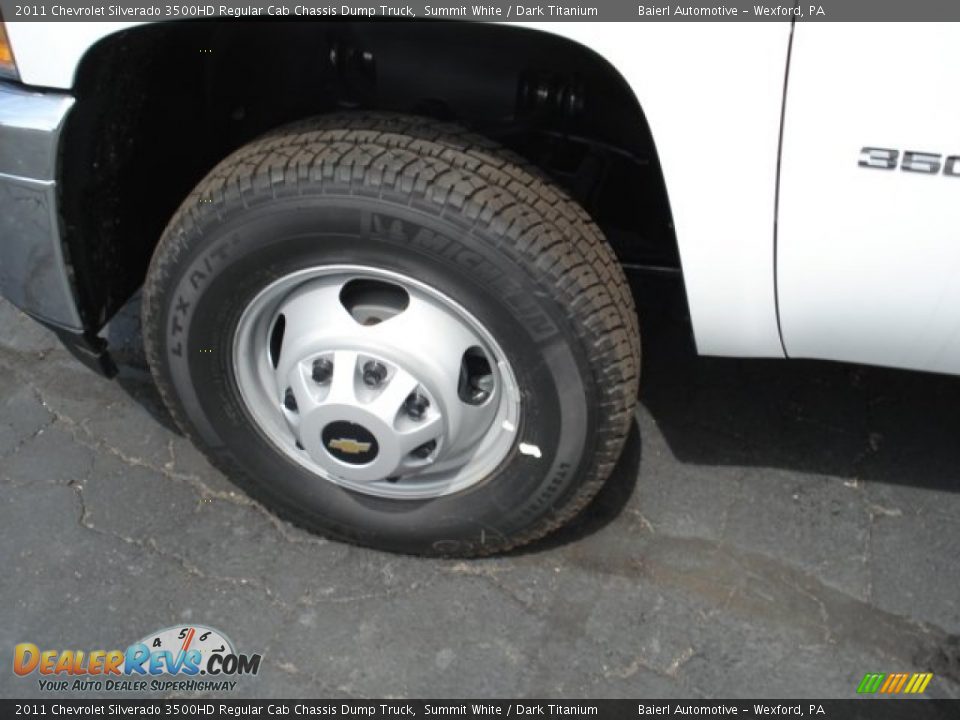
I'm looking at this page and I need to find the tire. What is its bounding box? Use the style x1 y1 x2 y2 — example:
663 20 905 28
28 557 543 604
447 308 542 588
142 112 640 557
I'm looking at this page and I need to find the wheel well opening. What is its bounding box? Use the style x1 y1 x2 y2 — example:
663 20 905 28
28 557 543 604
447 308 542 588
59 19 677 332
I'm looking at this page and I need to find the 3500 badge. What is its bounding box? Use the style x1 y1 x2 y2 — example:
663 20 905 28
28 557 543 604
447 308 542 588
859 147 960 176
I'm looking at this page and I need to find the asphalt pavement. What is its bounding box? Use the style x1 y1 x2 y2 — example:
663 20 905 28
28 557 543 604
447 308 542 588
1 275 958 699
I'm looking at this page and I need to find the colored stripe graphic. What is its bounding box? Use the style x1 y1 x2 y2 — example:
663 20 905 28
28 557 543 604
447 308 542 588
911 673 933 694
857 672 932 694
857 673 885 693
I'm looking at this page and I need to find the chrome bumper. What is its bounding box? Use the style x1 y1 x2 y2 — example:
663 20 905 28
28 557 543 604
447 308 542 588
0 81 82 331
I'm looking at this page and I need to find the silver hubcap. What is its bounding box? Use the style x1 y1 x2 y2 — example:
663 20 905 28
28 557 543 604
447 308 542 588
232 266 521 499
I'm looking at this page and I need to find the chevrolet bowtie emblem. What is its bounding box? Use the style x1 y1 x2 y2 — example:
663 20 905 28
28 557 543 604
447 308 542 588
328 438 372 454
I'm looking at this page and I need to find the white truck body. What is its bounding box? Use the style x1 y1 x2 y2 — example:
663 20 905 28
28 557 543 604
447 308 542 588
5 20 960 372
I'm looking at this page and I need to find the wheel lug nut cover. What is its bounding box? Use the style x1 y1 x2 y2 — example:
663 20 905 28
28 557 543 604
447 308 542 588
362 360 388 387
312 357 333 384
411 439 437 459
404 392 430 419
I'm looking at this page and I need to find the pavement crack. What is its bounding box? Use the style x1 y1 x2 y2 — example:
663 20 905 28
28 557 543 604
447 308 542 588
31 385 328 550
665 647 696 678
443 561 546 616
64 460 290 609
0 410 57 464
599 646 696 691
867 502 903 518
627 508 657 534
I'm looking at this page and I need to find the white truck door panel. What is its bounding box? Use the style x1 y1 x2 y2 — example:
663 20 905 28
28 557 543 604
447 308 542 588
778 23 960 373
7 20 793 359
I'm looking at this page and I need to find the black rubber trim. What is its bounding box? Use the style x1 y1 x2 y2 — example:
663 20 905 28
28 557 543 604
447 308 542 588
38 320 118 378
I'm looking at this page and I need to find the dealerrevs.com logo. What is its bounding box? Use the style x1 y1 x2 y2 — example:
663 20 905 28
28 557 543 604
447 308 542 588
13 625 262 693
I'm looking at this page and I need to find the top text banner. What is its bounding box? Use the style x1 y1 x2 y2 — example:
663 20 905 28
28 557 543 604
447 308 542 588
2 1 960 22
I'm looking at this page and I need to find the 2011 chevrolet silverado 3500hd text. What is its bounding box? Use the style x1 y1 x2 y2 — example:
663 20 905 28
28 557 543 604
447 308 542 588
1 15 958 555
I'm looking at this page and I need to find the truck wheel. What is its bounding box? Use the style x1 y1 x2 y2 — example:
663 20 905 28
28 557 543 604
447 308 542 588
142 113 640 556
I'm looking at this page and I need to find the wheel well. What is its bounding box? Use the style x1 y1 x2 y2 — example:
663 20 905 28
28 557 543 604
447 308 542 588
59 19 677 331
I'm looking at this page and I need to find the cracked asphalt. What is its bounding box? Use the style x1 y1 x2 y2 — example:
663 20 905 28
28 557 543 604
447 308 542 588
1 274 959 700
